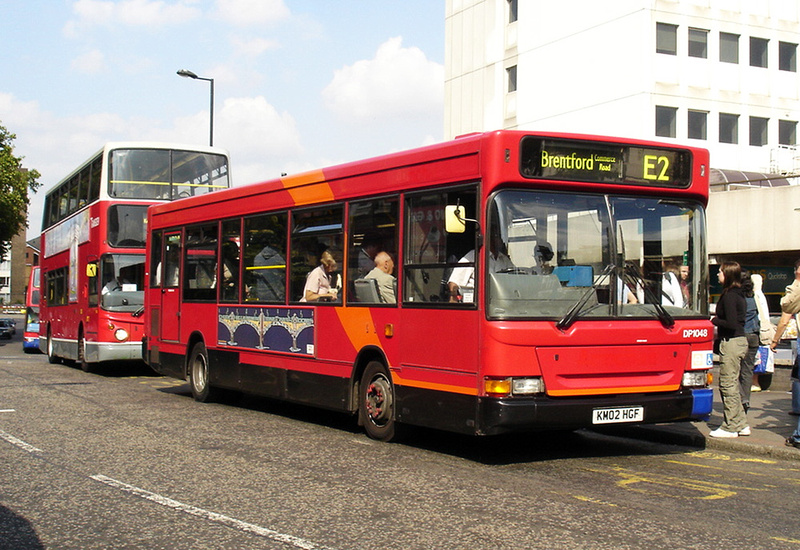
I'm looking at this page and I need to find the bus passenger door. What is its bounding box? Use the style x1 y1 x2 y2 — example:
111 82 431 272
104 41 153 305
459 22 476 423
159 231 182 342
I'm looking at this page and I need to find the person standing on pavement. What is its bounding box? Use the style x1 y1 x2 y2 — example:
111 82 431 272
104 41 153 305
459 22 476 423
710 261 749 438
770 260 800 417
738 271 759 413
769 259 800 448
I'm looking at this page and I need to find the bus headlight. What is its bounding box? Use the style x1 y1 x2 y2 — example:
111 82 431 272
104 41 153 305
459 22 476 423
114 328 129 342
512 377 545 395
682 371 708 388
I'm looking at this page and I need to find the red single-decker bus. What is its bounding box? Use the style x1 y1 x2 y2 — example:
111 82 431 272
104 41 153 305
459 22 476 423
144 131 713 439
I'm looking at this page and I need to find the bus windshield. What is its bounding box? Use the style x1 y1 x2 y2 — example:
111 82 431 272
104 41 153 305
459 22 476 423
108 149 229 200
487 190 707 321
101 254 145 312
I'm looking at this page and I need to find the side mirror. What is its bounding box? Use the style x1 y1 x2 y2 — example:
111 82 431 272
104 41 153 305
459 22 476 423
86 264 97 278
445 205 466 234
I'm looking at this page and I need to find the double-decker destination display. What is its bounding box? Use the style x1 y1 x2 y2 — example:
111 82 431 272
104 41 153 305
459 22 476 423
144 130 713 440
39 142 230 372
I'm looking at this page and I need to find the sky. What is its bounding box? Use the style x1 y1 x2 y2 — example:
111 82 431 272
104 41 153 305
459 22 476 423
0 0 446 239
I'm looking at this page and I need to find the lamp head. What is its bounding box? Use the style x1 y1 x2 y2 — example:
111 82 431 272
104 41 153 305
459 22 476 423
177 69 198 79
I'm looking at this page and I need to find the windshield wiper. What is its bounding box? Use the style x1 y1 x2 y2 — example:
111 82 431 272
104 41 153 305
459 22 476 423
624 264 674 329
132 306 145 318
556 264 614 331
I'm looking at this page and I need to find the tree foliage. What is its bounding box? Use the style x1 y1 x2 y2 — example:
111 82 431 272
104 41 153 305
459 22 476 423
0 122 41 261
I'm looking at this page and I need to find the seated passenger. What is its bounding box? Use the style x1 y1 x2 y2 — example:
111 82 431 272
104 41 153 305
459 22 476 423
365 251 396 303
300 250 339 302
448 250 475 303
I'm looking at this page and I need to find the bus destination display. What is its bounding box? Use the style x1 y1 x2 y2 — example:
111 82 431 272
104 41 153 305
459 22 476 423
520 137 692 187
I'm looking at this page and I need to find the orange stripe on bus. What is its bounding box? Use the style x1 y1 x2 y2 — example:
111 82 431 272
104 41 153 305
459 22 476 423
334 308 383 352
548 384 679 397
281 170 334 206
391 372 478 396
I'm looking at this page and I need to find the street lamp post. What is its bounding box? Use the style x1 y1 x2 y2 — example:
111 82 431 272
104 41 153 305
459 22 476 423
177 69 214 146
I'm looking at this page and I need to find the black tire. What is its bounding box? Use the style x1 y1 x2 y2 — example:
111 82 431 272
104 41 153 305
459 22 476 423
46 327 60 364
359 361 397 441
189 342 216 402
78 330 94 373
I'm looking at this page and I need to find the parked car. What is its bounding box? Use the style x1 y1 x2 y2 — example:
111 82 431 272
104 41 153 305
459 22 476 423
0 319 16 337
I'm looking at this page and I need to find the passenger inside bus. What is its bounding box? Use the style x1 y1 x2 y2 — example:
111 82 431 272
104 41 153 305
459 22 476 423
300 250 340 302
365 251 397 303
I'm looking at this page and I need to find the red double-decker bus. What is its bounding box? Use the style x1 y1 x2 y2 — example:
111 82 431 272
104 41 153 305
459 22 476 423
22 267 41 353
39 142 230 372
144 131 713 440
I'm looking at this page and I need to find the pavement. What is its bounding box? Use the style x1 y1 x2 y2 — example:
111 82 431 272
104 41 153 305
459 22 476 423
602 365 800 461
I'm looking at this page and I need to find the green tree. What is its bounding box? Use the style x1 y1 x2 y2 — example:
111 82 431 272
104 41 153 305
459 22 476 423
0 122 40 261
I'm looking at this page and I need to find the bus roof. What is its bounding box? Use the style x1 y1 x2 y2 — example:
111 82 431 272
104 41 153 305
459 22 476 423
148 130 710 225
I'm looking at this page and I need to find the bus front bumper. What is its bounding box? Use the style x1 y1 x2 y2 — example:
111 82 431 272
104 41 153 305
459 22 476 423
85 341 145 363
477 388 712 436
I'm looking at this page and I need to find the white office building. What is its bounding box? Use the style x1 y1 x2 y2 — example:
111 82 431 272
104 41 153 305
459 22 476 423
445 0 800 302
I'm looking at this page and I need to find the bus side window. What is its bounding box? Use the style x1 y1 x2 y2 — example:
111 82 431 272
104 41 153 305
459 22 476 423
347 198 399 305
183 224 218 301
403 187 477 304
220 219 241 303
164 233 181 288
243 213 288 303
290 207 343 303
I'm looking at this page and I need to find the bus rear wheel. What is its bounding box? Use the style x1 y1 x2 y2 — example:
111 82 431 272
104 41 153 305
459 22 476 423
359 361 397 441
189 342 216 402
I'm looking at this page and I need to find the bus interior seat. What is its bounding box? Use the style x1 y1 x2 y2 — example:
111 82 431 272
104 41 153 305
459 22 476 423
354 278 383 303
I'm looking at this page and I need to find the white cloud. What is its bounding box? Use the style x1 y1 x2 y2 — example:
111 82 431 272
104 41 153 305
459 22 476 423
322 37 444 124
230 36 281 57
215 0 290 27
70 49 106 74
65 0 201 34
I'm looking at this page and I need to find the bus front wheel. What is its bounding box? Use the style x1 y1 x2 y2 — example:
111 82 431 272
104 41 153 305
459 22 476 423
78 330 94 373
189 342 216 402
359 361 397 441
46 327 60 364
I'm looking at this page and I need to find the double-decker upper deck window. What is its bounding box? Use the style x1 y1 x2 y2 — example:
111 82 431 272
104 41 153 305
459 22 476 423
109 149 229 200
656 23 678 55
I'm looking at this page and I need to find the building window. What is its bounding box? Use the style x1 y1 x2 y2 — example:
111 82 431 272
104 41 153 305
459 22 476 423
688 28 708 58
506 65 517 93
780 42 797 72
655 106 677 138
720 33 739 63
508 0 518 23
750 37 769 68
750 117 768 146
688 111 707 140
780 120 797 146
656 23 678 55
719 113 739 144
